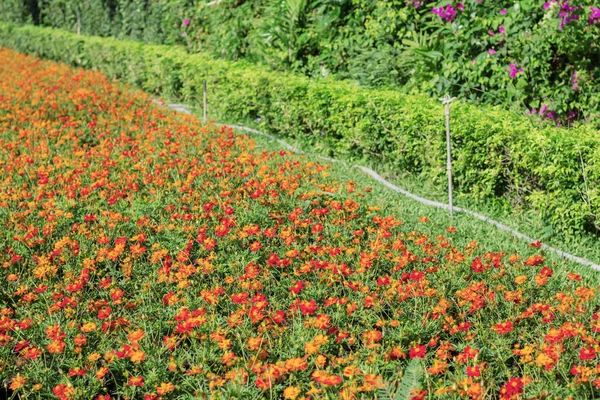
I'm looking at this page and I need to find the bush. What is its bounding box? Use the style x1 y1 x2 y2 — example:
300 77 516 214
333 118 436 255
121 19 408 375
0 22 598 236
2 1 600 125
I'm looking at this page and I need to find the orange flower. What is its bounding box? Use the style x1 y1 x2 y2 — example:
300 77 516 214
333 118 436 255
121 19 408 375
128 376 144 387
129 350 146 363
360 374 385 391
283 386 301 399
286 357 308 372
305 334 328 355
9 375 26 390
427 359 448 375
156 382 175 395
52 384 75 400
127 329 145 343
312 370 342 386
96 367 109 380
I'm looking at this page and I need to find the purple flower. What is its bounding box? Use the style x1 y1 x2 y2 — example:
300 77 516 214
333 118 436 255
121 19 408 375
590 7 600 24
488 48 497 55
500 8 507 15
572 71 580 90
557 2 580 30
432 4 458 23
488 30 496 36
182 19 190 27
540 104 548 115
499 25 506 35
508 63 524 78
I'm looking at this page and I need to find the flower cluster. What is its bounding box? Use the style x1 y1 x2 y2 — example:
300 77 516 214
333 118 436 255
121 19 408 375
2 47 600 399
543 0 586 29
432 3 464 23
590 7 600 24
508 63 524 79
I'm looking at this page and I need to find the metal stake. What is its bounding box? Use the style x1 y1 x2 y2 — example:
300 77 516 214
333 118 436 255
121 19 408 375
203 80 207 124
440 94 456 216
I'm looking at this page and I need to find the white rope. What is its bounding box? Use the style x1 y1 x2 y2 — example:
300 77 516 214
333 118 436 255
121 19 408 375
155 100 600 271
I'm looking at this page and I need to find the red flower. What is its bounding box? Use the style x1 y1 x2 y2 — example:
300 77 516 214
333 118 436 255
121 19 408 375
466 365 481 377
311 223 324 234
409 344 426 359
579 347 596 361
290 281 304 295
500 377 524 397
271 310 286 325
299 300 318 315
471 257 486 272
53 384 75 400
98 307 112 320
410 270 424 281
492 321 514 335
377 275 391 286
249 241 262 252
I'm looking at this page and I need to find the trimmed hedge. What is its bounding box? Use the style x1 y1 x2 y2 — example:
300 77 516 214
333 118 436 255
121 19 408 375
0 23 599 236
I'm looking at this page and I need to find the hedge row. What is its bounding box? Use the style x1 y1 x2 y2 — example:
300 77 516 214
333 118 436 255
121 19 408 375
0 23 599 236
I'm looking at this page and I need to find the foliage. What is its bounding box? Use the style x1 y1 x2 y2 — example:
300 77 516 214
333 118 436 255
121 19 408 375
1 1 600 124
3 46 600 400
0 23 599 237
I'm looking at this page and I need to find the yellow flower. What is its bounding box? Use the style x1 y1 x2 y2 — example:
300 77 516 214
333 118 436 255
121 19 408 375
81 322 96 333
283 386 301 400
514 275 528 285
156 382 175 395
315 354 327 368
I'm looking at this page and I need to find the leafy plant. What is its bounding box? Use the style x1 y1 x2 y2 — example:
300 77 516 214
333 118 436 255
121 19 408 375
1 22 598 238
378 359 424 400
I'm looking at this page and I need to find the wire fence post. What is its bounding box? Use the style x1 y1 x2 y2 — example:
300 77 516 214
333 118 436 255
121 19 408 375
203 80 207 124
440 94 456 217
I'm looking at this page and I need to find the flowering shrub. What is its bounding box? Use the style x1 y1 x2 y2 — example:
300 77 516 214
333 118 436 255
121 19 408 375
2 47 600 399
1 1 600 124
4 0 600 125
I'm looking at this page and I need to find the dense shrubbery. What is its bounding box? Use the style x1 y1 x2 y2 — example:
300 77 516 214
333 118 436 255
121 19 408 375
1 23 598 237
1 0 600 125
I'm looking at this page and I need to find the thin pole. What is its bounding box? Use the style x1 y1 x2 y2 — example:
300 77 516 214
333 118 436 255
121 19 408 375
203 80 207 124
76 9 81 35
440 95 456 217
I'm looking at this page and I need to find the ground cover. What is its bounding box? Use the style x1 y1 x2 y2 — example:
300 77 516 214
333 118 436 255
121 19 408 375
2 48 600 399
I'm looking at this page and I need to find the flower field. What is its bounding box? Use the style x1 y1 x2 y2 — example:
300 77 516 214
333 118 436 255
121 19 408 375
1 47 600 400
